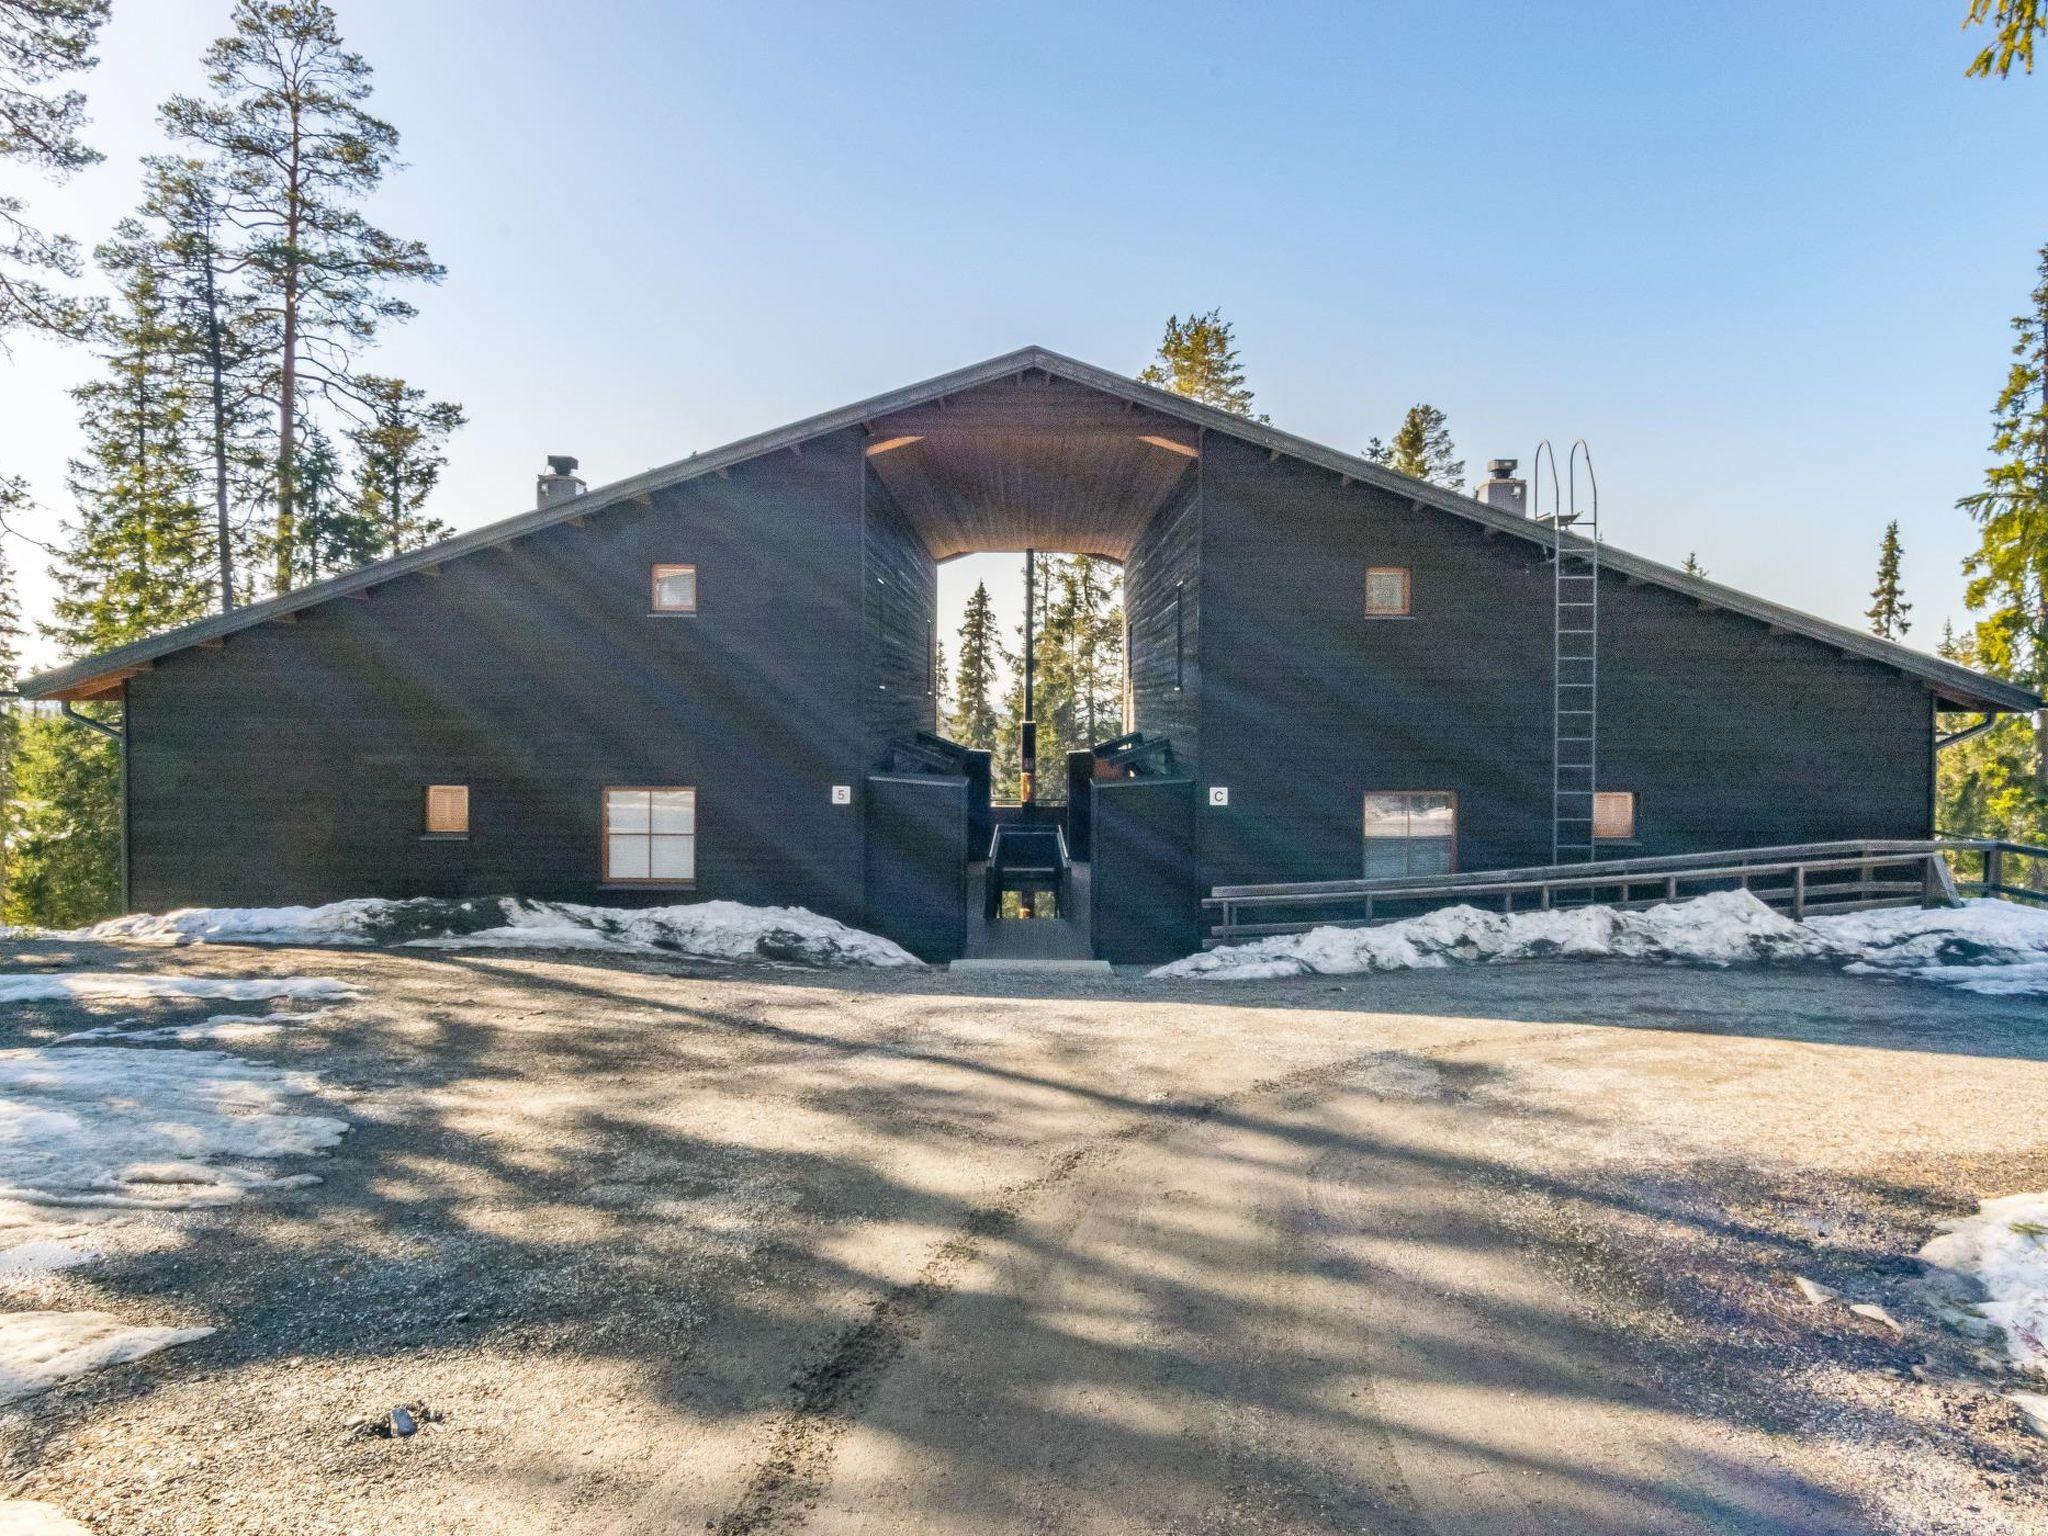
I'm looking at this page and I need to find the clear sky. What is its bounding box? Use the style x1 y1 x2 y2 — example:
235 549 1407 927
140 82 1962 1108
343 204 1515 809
0 0 2040 676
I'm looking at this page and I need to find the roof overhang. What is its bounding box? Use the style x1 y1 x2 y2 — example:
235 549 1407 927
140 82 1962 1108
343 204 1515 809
19 344 2041 716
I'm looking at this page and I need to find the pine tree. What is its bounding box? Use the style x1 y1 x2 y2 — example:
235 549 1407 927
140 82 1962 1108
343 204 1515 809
1965 0 2046 76
346 375 462 559
947 580 1003 752
1363 404 1465 491
163 0 443 596
1866 521 1913 639
47 250 212 655
292 424 371 582
1138 310 1263 418
131 155 271 612
0 0 108 341
933 635 950 724
1683 551 1707 577
1959 239 2048 800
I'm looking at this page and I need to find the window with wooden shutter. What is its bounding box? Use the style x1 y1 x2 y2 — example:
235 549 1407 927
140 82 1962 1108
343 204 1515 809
651 563 697 613
1592 790 1637 841
603 787 696 885
424 785 469 836
1365 567 1411 616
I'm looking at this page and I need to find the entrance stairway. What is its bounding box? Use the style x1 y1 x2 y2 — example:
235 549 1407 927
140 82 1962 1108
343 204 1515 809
954 860 1107 971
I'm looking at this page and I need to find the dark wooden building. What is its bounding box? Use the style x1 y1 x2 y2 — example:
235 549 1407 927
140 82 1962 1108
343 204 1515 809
21 347 2036 963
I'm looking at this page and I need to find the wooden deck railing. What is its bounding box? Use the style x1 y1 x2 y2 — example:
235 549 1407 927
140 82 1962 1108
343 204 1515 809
1204 838 2048 946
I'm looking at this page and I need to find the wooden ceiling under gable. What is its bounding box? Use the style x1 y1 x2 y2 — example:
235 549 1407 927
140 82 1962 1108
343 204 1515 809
862 372 1198 562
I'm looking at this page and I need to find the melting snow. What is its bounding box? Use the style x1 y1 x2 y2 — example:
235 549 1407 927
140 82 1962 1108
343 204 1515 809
0 1311 213 1405
1920 1192 2048 1373
1153 891 2048 995
28 896 922 969
0 973 355 1005
53 1010 327 1045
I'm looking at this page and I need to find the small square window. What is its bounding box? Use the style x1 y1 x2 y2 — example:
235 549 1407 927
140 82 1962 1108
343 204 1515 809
1363 791 1456 877
651 563 697 613
1593 790 1637 841
1365 567 1411 617
424 784 469 836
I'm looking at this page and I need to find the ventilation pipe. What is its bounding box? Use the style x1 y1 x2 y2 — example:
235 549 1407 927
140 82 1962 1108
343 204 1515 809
537 454 585 509
1477 458 1527 517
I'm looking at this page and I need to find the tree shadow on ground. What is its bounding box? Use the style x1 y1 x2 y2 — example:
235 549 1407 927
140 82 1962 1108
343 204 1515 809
0 938 2040 1533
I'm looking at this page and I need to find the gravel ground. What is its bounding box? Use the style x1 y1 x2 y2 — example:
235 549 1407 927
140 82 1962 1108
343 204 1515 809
0 938 2044 1534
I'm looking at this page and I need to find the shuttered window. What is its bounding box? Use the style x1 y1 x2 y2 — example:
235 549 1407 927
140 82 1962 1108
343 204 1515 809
1363 792 1456 878
603 787 696 884
651 564 697 613
1365 567 1411 616
1593 790 1637 841
424 785 469 836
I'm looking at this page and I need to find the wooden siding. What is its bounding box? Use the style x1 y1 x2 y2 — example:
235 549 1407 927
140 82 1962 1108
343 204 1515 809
125 433 873 921
1124 471 1201 765
1192 433 1934 892
862 468 938 753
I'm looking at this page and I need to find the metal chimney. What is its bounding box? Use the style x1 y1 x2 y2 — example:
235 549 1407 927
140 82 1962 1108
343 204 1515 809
537 454 585 510
1477 458 1527 517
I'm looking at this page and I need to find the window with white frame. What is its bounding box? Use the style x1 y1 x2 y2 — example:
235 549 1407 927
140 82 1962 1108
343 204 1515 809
1363 791 1456 878
603 787 696 884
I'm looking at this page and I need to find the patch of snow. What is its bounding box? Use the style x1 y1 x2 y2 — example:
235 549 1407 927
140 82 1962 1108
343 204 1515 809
0 1046 345 1219
0 1498 95 1534
0 1239 99 1278
1808 899 2048 971
0 973 355 1005
406 897 922 969
0 1310 212 1405
30 895 922 969
53 1010 326 1045
1919 1192 2048 1373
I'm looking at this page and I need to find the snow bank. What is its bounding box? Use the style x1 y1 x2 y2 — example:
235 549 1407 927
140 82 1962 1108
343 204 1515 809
0 1310 213 1405
1153 890 2048 995
29 895 922 969
406 898 921 968
0 973 355 1005
1155 889 1817 980
1919 1192 2048 1374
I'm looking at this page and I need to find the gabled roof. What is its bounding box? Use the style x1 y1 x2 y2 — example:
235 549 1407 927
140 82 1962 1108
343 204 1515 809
20 345 2038 714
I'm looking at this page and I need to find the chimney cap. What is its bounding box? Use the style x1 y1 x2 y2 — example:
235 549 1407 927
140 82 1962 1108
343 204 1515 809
1487 458 1518 477
546 454 579 477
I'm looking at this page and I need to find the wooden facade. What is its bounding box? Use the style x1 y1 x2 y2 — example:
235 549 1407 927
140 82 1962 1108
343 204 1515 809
22 347 2034 963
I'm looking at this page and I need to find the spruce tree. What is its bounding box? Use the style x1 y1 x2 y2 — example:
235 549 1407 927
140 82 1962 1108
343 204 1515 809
0 491 20 903
0 0 108 341
1959 239 2048 799
163 0 443 595
947 580 1003 751
1683 551 1707 577
1866 521 1913 639
48 250 212 654
1364 404 1465 491
1138 310 1263 418
347 375 462 558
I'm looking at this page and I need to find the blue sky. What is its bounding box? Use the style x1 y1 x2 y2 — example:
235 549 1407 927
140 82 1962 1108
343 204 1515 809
0 0 2040 672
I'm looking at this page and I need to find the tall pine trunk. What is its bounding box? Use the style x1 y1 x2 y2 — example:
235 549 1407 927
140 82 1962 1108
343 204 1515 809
201 237 233 612
273 109 303 595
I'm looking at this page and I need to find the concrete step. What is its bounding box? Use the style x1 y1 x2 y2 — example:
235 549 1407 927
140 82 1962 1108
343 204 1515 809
949 958 1115 975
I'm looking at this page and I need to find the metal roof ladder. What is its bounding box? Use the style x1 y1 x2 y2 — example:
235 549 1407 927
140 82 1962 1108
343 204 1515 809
1539 442 1600 867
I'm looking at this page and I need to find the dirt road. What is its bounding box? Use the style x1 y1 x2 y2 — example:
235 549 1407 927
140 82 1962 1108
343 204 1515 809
1 941 2043 1534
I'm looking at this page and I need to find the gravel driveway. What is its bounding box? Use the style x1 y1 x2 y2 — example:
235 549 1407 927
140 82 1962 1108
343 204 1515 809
1 939 2044 1534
